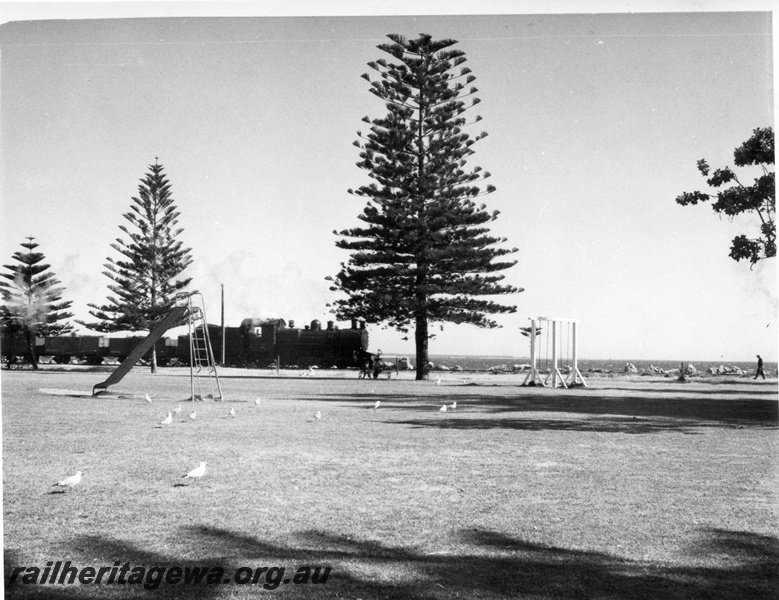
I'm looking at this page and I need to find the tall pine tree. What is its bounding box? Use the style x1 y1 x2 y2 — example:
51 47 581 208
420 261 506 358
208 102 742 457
0 237 74 369
329 34 521 380
79 160 193 372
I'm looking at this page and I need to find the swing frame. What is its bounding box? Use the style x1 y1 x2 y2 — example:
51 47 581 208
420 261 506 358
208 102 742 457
521 317 587 388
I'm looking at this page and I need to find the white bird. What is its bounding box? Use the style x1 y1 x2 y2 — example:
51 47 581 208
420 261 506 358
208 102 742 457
160 411 173 426
373 400 381 410
449 401 457 410
314 410 322 421
439 404 447 413
228 407 235 417
435 376 442 386
182 462 206 480
189 411 197 421
173 404 182 415
254 398 262 407
53 471 82 490
145 394 152 403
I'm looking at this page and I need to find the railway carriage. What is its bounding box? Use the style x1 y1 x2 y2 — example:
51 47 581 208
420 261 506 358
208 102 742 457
2 316 369 369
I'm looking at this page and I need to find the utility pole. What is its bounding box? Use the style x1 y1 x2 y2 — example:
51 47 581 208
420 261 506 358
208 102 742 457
221 283 225 366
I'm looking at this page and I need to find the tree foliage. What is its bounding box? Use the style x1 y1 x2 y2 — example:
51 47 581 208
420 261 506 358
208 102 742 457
0 237 74 369
78 160 193 372
676 127 775 266
329 34 521 380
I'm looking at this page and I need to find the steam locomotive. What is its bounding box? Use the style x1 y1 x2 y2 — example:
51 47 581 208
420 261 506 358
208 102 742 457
1 317 370 369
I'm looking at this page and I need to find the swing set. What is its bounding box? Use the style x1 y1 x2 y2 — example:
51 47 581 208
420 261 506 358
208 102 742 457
520 317 586 388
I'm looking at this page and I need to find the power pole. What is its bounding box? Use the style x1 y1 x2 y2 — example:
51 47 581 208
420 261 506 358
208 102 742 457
221 283 225 366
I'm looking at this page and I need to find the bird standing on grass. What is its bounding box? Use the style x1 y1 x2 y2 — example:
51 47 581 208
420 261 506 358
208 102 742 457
160 411 173 426
189 410 197 421
52 471 82 491
449 402 457 411
254 398 262 407
435 376 442 386
173 404 182 415
373 400 381 410
183 462 206 481
314 410 322 421
439 404 447 413
145 394 152 403
229 407 236 418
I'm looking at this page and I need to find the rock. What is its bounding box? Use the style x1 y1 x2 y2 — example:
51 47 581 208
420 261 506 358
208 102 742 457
396 357 412 370
624 363 638 374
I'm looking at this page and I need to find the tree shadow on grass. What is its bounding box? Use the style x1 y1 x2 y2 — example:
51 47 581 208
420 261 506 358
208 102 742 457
478 394 778 427
395 415 715 434
324 389 778 433
596 385 776 397
6 527 776 599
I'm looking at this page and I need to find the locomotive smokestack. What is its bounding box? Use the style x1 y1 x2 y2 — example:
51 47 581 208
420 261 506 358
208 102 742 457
351 319 358 329
327 321 334 331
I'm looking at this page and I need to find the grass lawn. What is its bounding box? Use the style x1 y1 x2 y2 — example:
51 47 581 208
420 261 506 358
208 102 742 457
2 368 777 599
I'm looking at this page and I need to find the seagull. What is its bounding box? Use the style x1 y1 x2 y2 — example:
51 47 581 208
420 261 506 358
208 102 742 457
145 394 152 403
435 376 442 386
439 404 447 413
160 411 173 426
52 471 82 491
254 398 262 407
314 410 322 421
173 404 182 415
373 400 381 410
189 411 197 421
228 407 236 417
182 462 206 481
449 401 457 410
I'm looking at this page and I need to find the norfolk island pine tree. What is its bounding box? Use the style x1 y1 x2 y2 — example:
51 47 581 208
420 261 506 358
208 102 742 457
328 34 522 380
78 160 193 373
0 237 74 369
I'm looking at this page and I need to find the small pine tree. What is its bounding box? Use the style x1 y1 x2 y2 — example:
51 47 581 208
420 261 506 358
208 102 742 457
329 34 521 380
0 237 74 369
79 159 193 372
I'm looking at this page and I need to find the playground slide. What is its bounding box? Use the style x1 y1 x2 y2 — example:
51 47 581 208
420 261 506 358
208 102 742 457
92 306 188 396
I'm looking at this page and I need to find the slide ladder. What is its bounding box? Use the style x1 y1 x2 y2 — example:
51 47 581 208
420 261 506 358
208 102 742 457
187 293 223 401
92 306 187 395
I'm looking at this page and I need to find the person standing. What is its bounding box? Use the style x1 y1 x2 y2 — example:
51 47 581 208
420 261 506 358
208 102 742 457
754 355 766 380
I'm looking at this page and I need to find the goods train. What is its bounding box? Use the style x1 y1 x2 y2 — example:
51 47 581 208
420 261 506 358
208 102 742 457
1 317 370 369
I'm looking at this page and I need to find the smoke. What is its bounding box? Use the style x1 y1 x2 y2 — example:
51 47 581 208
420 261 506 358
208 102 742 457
186 251 335 327
732 258 778 318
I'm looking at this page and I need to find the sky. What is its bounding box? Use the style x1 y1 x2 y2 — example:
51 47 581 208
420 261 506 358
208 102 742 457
0 1 776 362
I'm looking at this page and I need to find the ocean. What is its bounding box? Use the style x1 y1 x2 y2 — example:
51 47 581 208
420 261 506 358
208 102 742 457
381 354 777 376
